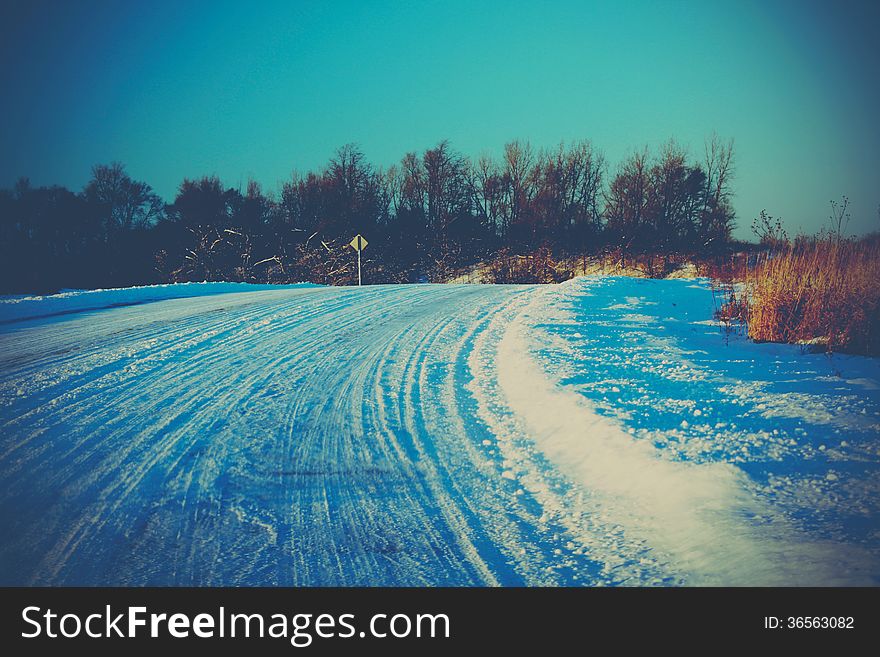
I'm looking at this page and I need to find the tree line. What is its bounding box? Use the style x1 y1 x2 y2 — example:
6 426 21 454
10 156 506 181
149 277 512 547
0 136 736 293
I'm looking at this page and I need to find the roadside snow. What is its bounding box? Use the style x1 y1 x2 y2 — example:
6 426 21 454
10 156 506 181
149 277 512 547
0 281 321 323
487 281 878 584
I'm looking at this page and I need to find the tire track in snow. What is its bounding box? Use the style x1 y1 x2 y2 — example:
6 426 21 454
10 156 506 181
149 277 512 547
2 288 418 584
37 287 469 584
0 284 550 585
5 279 870 586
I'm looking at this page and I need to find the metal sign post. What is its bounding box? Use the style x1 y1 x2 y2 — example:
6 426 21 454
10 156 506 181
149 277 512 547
348 234 368 286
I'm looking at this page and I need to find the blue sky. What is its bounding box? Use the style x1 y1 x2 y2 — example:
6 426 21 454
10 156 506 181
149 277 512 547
1 0 878 238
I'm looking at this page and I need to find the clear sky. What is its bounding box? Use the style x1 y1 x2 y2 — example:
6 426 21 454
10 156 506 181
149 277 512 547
1 0 878 239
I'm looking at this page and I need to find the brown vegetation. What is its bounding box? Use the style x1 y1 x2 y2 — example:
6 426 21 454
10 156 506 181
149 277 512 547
718 236 880 355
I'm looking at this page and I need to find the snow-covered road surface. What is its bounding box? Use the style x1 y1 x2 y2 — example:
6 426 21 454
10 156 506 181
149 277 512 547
1 279 878 585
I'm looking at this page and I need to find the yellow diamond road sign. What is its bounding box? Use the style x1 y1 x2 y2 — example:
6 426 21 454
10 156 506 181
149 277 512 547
349 234 368 251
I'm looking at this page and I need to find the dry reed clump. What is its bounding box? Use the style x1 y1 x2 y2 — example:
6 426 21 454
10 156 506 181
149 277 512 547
720 237 880 355
481 247 568 284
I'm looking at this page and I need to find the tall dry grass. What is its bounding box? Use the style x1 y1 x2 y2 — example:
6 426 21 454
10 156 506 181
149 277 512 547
720 236 880 355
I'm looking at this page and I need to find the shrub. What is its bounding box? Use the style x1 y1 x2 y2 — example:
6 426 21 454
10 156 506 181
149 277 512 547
719 236 880 355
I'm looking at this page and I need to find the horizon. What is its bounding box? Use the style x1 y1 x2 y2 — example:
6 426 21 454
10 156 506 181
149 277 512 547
2 0 879 240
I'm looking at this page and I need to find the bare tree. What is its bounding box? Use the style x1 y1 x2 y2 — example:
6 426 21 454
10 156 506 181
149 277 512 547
469 152 504 237
647 140 705 251
422 140 469 236
701 133 736 247
84 162 164 238
502 139 536 236
604 147 651 254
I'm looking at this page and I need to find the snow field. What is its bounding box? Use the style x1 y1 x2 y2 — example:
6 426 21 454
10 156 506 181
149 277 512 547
0 278 877 585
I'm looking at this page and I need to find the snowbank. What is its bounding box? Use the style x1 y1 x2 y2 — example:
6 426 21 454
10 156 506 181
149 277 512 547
489 276 879 584
0 281 321 323
494 302 782 584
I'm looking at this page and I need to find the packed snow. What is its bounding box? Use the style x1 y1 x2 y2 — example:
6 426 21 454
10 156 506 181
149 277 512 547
0 277 877 585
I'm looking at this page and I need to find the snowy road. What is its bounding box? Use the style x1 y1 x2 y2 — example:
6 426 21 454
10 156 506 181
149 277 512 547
1 279 878 585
